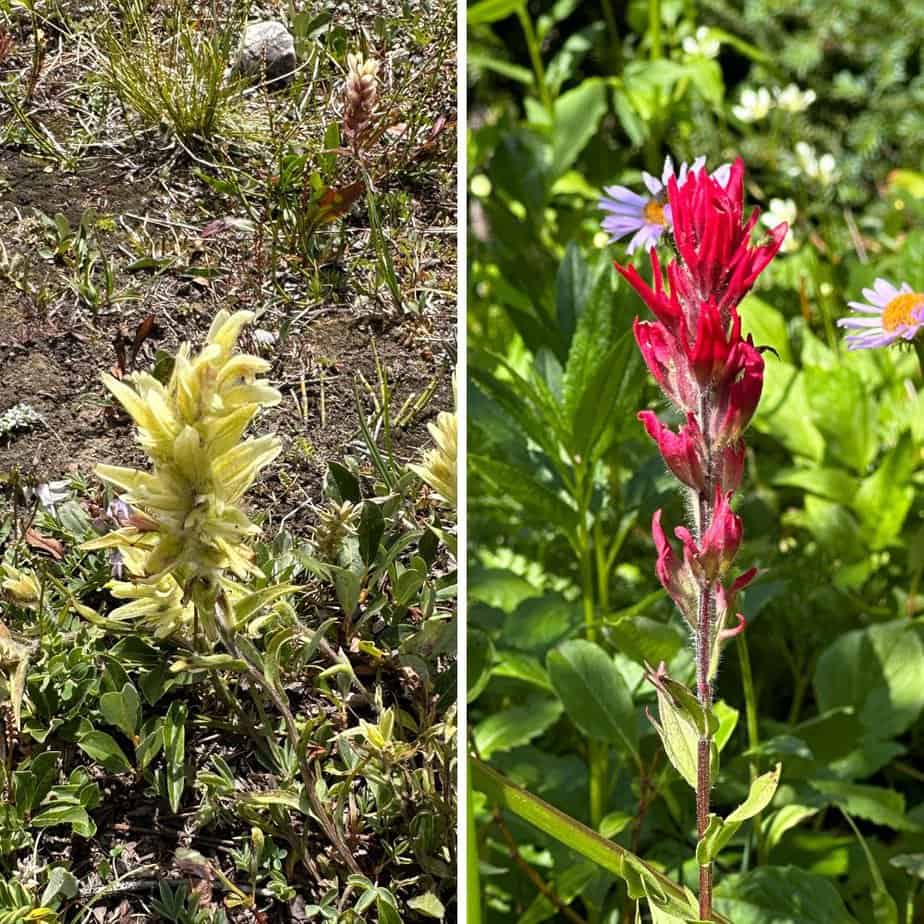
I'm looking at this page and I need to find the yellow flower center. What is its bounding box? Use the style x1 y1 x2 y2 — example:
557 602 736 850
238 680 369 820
882 292 924 332
644 199 667 226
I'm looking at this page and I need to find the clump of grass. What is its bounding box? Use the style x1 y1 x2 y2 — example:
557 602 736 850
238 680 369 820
94 0 245 148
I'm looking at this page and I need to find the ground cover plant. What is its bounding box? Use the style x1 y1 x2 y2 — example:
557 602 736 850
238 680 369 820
0 0 457 919
468 0 924 921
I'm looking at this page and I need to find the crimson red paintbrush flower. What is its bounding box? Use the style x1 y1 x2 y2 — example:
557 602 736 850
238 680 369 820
612 156 785 920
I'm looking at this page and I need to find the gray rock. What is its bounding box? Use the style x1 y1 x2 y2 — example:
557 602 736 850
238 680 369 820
233 20 296 85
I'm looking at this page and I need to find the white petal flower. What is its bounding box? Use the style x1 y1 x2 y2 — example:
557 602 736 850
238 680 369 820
732 87 773 122
817 153 839 186
761 199 798 252
682 26 720 59
790 142 839 186
774 84 816 113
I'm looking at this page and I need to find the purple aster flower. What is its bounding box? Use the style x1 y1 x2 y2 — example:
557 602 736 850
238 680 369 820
837 278 924 350
599 156 730 254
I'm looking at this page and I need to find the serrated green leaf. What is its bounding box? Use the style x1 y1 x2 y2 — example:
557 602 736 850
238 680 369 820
715 867 858 923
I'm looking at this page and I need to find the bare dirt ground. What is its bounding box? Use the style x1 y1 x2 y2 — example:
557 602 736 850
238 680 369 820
0 0 457 535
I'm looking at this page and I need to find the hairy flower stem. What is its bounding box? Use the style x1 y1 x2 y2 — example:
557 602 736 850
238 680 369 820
696 395 715 921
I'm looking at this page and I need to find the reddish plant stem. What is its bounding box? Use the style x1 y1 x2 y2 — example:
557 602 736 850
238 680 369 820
696 395 715 921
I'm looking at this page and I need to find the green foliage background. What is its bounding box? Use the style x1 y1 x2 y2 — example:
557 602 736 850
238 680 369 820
467 1 924 921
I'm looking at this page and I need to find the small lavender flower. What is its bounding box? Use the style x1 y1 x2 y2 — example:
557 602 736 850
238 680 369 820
838 279 924 350
600 156 728 254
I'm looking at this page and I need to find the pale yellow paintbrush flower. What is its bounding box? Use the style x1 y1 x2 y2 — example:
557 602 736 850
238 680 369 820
410 410 457 507
83 310 282 637
1 564 41 608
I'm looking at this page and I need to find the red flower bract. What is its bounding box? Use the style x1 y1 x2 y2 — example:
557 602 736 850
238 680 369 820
619 156 784 663
616 156 784 470
667 158 787 318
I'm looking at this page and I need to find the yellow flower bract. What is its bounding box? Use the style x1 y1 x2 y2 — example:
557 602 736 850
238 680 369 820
1 564 41 608
410 410 457 507
83 310 282 634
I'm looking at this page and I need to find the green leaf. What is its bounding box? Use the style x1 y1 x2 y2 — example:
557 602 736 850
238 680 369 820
135 718 164 772
727 764 782 824
555 241 591 349
682 57 724 105
233 584 301 626
163 702 187 814
714 867 859 923
890 854 924 880
546 639 637 756
697 765 781 864
77 730 132 773
471 759 714 922
41 867 78 906
520 863 596 924
713 701 739 753
32 803 95 837
762 805 819 851
470 350 568 461
376 894 402 924
551 78 608 177
754 361 825 462
491 652 553 691
468 51 533 84
407 892 446 920
772 467 860 506
814 619 924 740
648 673 716 790
469 565 539 613
14 751 58 815
568 329 642 462
240 789 303 812
358 500 385 566
474 455 578 535
854 435 916 548
467 629 495 702
740 296 792 364
328 460 361 502
332 567 363 617
503 593 582 653
473 699 563 758
809 780 919 832
468 0 523 25
605 612 684 668
841 811 899 924
804 365 875 474
99 683 140 738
